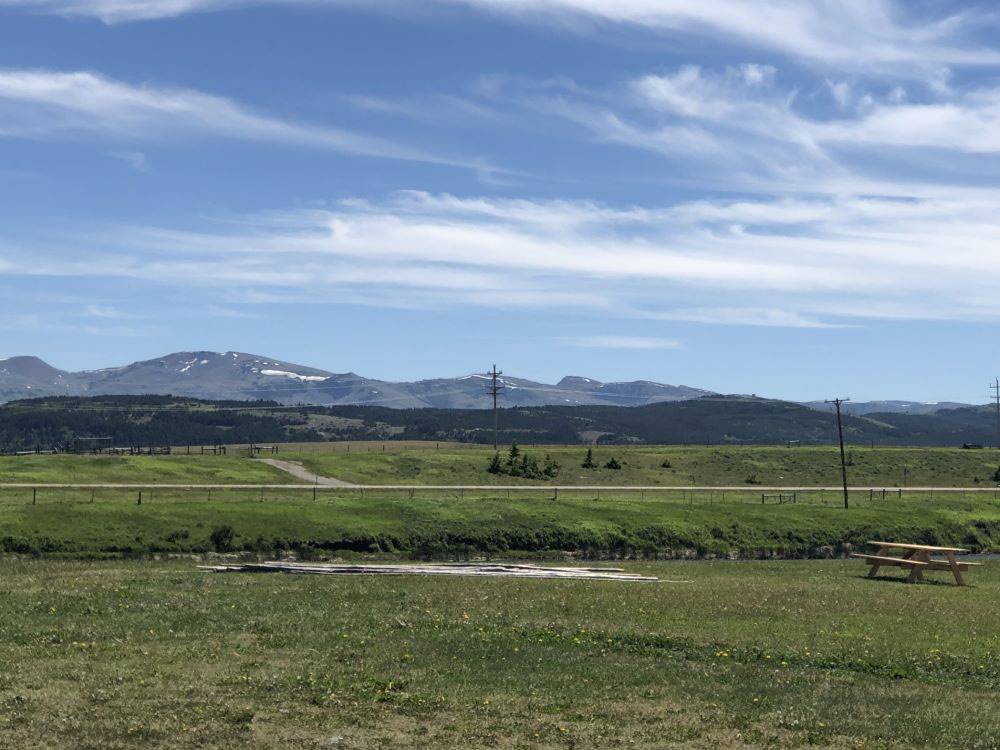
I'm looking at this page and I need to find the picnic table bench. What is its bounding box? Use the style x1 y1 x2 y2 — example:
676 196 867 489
851 541 982 585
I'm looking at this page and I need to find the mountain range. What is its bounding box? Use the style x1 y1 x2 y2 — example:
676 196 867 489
0 351 711 408
0 351 981 414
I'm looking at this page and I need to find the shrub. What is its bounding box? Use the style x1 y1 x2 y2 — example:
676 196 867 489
210 525 236 553
661 458 672 468
487 453 502 474
605 457 622 470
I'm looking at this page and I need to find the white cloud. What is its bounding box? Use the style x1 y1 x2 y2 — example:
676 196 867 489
566 336 681 350
5 1 997 73
498 63 1000 198
646 307 845 329
83 303 136 319
111 150 150 172
0 68 486 168
6 189 1000 327
818 93 1000 152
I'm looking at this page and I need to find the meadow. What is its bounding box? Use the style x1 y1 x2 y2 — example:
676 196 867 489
0 454 292 485
0 558 996 748
5 444 1000 489
283 444 1000 487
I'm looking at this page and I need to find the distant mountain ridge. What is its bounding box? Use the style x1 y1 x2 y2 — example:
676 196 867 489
802 400 974 416
0 351 712 408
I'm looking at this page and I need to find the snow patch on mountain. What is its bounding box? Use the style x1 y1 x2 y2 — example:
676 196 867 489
260 369 328 382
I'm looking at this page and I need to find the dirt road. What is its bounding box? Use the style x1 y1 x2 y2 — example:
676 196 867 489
254 458 357 486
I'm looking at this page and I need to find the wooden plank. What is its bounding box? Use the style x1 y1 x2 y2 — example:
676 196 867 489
850 553 928 567
867 541 968 553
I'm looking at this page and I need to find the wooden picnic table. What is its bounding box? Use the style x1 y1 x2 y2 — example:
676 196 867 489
850 540 982 585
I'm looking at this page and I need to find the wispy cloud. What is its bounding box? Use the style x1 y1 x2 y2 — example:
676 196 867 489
110 150 150 172
5 1 998 73
5 188 1000 327
0 68 492 170
645 307 847 329
83 303 137 319
566 336 681 350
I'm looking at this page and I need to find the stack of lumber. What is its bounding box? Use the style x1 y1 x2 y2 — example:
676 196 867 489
199 560 658 582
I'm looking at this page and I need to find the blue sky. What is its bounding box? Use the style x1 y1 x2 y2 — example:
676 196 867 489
2 1 1000 402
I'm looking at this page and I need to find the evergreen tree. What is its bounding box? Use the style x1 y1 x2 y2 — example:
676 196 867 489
507 442 520 465
582 448 596 468
487 452 502 474
604 456 622 470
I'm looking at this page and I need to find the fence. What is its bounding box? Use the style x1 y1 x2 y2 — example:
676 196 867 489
3 484 998 509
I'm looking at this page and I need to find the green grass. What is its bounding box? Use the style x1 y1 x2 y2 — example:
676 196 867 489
3 487 1000 557
0 455 293 484
286 444 1000 487
5 445 1000 488
0 558 996 748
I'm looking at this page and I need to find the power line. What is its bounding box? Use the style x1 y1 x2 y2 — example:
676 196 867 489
990 378 1000 450
825 397 850 509
484 364 505 451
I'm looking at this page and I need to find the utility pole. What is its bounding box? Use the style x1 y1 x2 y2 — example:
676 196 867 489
485 364 505 452
990 378 1000 449
826 397 851 509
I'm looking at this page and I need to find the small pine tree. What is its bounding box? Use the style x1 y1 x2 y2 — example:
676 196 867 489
992 465 1000 482
508 442 520 462
543 454 560 478
582 448 596 468
660 457 672 469
487 452 502 474
604 457 622 470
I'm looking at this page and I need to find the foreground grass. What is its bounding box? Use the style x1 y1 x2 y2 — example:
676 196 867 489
0 559 996 748
2 488 1000 557
288 445 1000 488
0 455 293 484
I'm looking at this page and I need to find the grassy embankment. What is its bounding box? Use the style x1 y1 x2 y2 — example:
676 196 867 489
0 558 996 748
2 449 1000 558
2 487 999 558
286 444 1000 487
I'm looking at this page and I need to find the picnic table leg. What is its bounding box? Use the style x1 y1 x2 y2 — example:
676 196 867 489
908 550 929 583
867 545 889 578
944 552 966 586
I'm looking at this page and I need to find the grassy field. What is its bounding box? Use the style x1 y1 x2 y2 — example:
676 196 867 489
286 444 1000 487
0 455 292 485
2 487 999 557
4 445 1000 488
0 558 996 748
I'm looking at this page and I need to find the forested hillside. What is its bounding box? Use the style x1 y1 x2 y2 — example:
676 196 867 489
0 394 994 452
